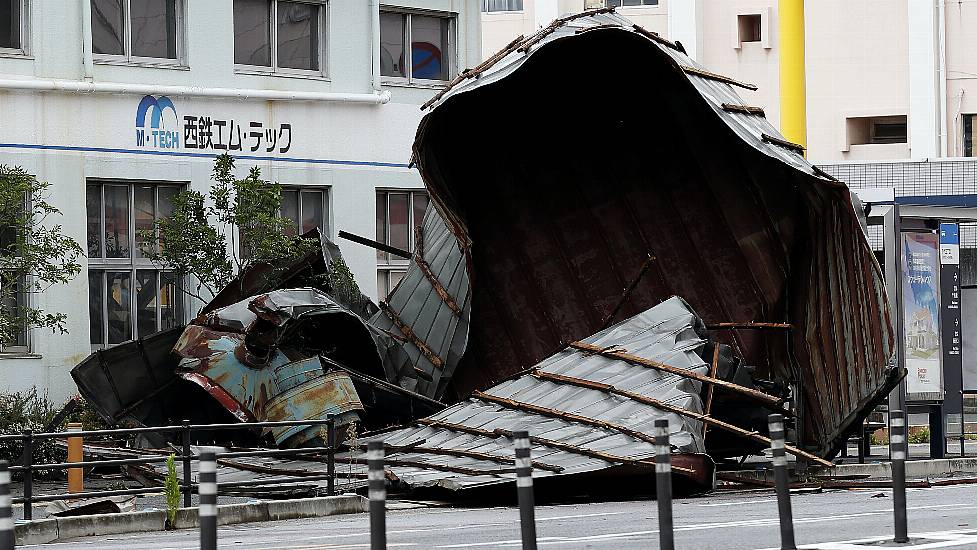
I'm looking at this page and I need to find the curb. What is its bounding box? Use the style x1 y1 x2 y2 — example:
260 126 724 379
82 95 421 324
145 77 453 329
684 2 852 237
817 458 977 479
15 494 368 545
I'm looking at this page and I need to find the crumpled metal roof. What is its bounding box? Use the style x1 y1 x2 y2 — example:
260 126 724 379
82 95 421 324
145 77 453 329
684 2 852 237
404 9 897 458
344 297 716 493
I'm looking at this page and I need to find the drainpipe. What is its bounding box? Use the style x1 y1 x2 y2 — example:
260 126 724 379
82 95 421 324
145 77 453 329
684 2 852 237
81 0 94 80
778 0 807 152
938 0 948 156
371 0 381 92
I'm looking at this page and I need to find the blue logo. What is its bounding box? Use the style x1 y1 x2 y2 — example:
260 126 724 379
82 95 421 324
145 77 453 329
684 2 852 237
135 95 180 149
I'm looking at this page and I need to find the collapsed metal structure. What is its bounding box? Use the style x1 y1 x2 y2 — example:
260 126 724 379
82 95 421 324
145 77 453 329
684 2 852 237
72 9 897 496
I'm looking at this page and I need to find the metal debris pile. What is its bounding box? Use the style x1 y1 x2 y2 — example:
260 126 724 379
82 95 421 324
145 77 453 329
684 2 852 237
72 9 898 498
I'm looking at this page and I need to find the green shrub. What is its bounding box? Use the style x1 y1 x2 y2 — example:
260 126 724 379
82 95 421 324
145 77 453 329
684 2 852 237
908 426 931 444
165 453 180 528
0 389 67 477
870 429 889 445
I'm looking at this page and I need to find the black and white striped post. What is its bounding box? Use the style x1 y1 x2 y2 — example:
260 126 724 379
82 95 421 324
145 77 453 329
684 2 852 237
0 461 13 550
654 419 674 550
890 410 909 543
768 413 797 550
198 451 217 550
368 441 386 550
513 430 537 550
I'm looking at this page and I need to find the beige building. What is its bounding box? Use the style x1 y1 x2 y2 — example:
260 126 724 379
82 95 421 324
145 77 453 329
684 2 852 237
480 0 977 164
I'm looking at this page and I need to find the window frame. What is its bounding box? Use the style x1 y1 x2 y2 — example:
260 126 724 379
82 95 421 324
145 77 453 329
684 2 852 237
278 185 332 238
86 180 186 349
964 114 974 157
0 0 31 58
233 0 330 79
91 0 188 68
375 189 427 301
0 191 30 354
600 0 659 8
481 0 523 12
379 7 456 87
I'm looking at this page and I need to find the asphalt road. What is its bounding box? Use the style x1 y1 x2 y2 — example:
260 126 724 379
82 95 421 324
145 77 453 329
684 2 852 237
22 483 977 549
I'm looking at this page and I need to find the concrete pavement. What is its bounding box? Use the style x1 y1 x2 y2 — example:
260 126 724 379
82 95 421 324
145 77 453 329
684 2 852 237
25 482 977 549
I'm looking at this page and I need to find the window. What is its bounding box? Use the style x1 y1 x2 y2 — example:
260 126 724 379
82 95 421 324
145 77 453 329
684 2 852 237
91 0 184 63
86 182 184 347
376 190 428 300
738 14 761 43
234 0 325 73
0 0 28 54
965 114 976 157
380 10 454 83
601 0 659 7
279 187 329 237
846 116 908 147
481 0 523 11
0 207 28 353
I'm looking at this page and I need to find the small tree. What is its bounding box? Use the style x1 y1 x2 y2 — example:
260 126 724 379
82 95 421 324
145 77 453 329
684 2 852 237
140 153 318 305
0 166 84 349
164 453 180 527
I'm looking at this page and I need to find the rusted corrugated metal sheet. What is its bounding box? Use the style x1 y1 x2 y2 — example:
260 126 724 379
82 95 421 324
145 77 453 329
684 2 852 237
391 9 897 458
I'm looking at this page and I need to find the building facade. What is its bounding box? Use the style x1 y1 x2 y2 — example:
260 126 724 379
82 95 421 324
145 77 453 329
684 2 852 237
0 0 480 400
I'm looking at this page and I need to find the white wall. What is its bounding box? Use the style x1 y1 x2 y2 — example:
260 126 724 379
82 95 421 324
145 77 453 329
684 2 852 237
0 0 481 401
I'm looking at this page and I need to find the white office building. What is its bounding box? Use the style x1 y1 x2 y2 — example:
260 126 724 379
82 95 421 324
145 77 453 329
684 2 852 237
0 0 480 400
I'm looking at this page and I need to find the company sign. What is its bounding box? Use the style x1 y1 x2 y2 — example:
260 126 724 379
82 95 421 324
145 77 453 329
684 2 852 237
134 95 294 154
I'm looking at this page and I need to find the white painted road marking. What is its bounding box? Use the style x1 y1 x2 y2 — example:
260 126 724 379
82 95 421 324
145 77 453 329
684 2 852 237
755 529 977 549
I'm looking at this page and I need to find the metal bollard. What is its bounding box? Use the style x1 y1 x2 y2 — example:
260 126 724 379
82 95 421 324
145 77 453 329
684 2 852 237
513 431 537 550
890 410 908 543
769 414 797 550
326 418 335 496
67 423 83 495
198 451 217 550
654 419 674 550
182 420 192 508
20 431 32 522
368 441 386 550
1 461 14 550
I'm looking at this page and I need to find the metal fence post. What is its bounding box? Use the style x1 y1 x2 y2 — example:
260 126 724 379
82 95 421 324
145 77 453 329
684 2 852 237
890 410 909 543
198 451 217 550
368 441 386 550
21 431 32 522
769 414 797 550
182 419 192 508
654 419 674 550
67 423 83 495
513 431 537 550
327 417 335 496
1 461 14 550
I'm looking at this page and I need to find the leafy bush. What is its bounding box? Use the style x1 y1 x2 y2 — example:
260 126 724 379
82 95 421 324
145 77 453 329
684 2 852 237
908 426 931 444
0 389 67 478
165 453 180 527
870 429 889 445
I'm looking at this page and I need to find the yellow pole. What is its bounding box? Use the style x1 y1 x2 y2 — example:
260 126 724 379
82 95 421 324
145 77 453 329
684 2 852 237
67 422 83 495
779 0 807 152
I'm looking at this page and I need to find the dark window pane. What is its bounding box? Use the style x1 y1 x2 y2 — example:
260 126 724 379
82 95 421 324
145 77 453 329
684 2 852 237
104 185 130 258
412 193 428 232
160 271 182 330
376 192 387 261
387 270 405 295
131 0 178 58
277 1 318 70
234 0 271 66
411 15 449 80
135 270 157 338
106 272 132 344
300 190 322 234
388 193 409 254
380 12 406 77
0 0 21 49
965 115 974 158
91 0 125 55
158 186 178 219
0 274 27 347
86 185 102 258
281 189 298 236
377 271 388 301
134 185 154 258
89 270 104 345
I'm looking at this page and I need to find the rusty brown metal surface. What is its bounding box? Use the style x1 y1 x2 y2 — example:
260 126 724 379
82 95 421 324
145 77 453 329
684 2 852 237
407 10 897 460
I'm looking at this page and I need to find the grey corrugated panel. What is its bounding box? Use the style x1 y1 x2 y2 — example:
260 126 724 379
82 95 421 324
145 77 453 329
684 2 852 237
339 296 713 491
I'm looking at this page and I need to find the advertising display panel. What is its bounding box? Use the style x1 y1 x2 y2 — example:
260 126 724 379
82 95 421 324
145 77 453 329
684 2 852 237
902 231 944 401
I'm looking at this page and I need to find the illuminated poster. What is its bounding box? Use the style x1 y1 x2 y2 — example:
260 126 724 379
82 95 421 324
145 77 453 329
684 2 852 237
901 231 944 400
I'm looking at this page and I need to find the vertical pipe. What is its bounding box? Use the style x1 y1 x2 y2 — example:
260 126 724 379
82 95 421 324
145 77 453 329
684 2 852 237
769 414 797 550
182 420 192 508
891 410 909 543
368 441 386 550
0 461 14 550
654 419 674 550
198 451 218 550
20 431 31 522
778 0 807 152
81 0 94 80
370 0 381 92
326 418 336 496
513 430 537 550
67 423 83 495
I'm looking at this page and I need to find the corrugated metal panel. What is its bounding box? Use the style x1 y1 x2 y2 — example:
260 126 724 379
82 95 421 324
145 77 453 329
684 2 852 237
407 9 896 457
